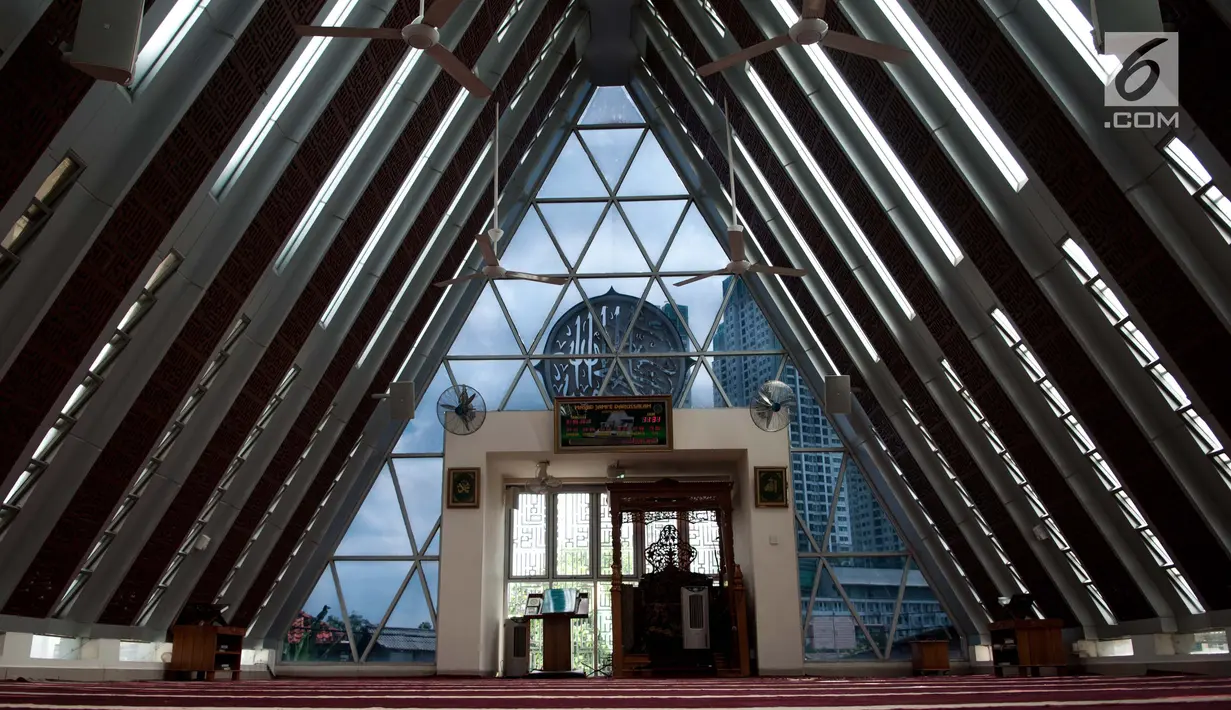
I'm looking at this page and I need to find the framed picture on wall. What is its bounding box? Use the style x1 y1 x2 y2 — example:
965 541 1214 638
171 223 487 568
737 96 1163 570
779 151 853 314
754 466 789 508
447 467 481 508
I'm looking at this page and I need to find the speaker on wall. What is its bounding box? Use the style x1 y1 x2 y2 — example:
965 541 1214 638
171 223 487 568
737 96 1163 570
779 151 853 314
70 0 144 85
389 381 415 420
824 375 852 415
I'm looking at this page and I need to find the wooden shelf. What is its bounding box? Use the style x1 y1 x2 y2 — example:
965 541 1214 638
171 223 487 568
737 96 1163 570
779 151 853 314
170 625 246 681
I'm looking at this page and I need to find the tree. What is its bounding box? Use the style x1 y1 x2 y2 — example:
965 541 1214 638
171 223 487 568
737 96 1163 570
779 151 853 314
418 621 433 630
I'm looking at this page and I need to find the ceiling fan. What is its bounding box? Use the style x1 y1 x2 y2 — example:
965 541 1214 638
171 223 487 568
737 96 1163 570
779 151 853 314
675 100 808 287
696 0 912 77
295 0 492 97
436 104 568 288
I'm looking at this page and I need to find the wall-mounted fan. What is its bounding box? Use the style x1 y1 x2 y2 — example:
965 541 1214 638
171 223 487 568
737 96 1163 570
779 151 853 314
526 460 563 494
750 380 797 432
437 384 486 435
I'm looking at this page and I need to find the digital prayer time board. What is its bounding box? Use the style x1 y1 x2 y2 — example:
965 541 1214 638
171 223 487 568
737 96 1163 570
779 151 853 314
553 396 673 453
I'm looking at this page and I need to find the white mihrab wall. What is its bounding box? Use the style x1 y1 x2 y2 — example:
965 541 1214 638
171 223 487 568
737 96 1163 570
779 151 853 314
435 408 801 676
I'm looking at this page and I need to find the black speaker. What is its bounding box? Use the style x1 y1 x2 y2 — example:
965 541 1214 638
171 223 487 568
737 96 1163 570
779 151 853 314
824 375 851 415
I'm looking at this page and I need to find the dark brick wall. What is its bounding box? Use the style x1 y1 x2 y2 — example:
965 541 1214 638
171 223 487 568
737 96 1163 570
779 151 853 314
183 0 570 612
94 0 522 626
231 46 579 628
0 0 156 209
0 0 334 557
892 0 1231 609
652 4 1075 623
1172 1 1231 168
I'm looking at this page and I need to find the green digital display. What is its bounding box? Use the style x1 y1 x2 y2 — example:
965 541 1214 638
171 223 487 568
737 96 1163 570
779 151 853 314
554 395 674 453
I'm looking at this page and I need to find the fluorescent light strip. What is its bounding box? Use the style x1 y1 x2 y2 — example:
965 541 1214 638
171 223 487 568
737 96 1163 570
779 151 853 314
767 0 963 266
1162 138 1231 242
212 0 364 197
275 50 426 273
132 0 212 88
745 66 915 319
320 89 468 327
1035 0 1121 81
872 0 1028 191
733 134 880 361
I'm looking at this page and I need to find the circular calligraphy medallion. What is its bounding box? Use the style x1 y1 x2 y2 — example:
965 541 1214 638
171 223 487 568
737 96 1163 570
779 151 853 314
536 288 691 399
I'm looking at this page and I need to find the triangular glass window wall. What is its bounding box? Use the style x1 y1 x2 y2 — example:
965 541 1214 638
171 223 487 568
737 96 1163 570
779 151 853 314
786 362 959 662
439 86 786 412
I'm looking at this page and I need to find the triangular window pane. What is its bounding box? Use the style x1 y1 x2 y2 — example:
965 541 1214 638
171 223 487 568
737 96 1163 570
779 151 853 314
493 279 562 352
579 86 644 125
886 559 958 660
795 516 819 555
448 285 521 357
792 451 845 550
801 562 860 662
539 202 606 269
334 561 412 660
282 570 350 662
369 567 435 663
334 469 413 556
538 135 608 198
501 208 567 275
391 458 442 556
663 275 727 352
711 277 782 354
505 364 548 410
447 359 522 411
617 133 687 197
660 203 729 272
681 355 715 407
622 199 687 268
711 354 784 408
392 366 451 454
579 128 643 189
578 207 650 274
826 457 907 554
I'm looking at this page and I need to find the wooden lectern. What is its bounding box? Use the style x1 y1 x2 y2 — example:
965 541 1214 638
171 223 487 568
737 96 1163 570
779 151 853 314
989 619 1067 676
524 591 589 678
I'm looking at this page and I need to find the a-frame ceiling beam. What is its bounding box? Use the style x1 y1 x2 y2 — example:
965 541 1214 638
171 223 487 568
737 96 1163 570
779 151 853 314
627 68 988 640
245 46 586 645
640 5 1043 617
699 1 1176 627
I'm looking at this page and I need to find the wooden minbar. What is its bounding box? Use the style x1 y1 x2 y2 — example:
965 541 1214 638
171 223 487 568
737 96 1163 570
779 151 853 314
989 619 1067 676
910 640 951 675
607 479 750 678
169 625 245 680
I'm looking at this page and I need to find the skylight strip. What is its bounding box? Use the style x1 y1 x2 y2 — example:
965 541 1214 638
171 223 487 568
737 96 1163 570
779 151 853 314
744 68 915 320
275 50 425 273
1161 137 1231 243
990 305 1205 614
901 396 1033 601
212 0 364 197
871 0 1028 191
732 134 880 361
940 357 1115 624
131 0 212 89
765 0 963 266
1060 237 1230 498
1034 0 1121 81
320 89 468 327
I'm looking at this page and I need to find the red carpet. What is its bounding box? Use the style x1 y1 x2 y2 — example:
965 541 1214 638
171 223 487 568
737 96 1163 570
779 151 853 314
0 675 1229 709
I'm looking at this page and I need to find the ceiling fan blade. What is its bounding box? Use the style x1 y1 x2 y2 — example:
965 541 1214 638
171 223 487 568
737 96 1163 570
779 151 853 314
425 44 493 97
422 0 463 27
435 272 485 287
674 269 730 287
476 233 499 266
697 35 792 77
728 227 746 263
802 0 827 19
505 271 569 286
821 31 913 64
748 264 808 277
294 25 404 40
